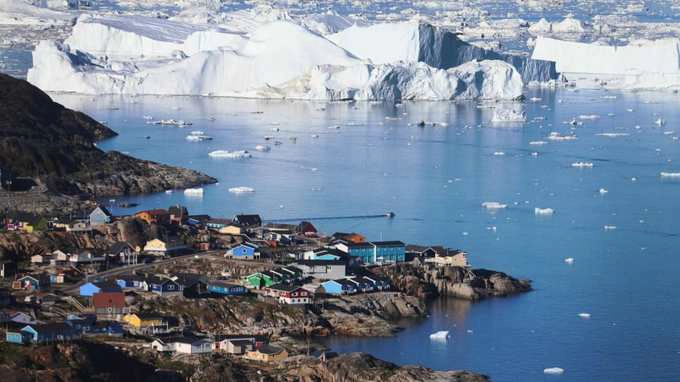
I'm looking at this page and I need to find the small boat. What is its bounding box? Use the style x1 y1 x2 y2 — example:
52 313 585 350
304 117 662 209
386 211 395 218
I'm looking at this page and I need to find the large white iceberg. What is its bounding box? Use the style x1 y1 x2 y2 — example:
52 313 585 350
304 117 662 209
27 19 524 101
532 37 680 89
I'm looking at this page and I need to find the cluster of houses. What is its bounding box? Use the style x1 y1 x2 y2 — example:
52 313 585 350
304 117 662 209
150 334 287 361
1 203 473 363
4 313 124 345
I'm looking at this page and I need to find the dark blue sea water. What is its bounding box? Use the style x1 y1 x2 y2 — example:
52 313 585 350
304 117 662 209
52 89 680 382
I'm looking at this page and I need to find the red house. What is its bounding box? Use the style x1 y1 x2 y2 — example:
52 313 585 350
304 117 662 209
267 284 312 305
92 292 128 320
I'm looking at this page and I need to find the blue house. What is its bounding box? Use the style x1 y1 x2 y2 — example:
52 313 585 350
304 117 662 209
89 206 112 226
65 314 96 333
207 280 247 296
115 275 147 290
8 323 81 345
372 241 406 263
146 276 183 296
321 279 357 295
90 321 124 336
79 281 122 297
339 241 405 265
226 242 259 260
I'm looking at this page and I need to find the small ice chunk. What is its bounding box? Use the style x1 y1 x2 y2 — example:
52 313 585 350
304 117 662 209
604 225 617 230
228 186 255 194
255 144 271 152
493 151 505 156
599 188 608 194
564 257 575 264
535 207 554 215
209 150 252 159
660 172 680 178
529 140 547 145
482 202 507 209
184 188 203 197
578 313 591 319
544 367 565 375
429 331 449 341
579 114 600 120
655 118 666 126
571 162 594 168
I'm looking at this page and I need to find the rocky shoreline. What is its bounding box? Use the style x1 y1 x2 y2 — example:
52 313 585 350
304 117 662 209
0 73 216 215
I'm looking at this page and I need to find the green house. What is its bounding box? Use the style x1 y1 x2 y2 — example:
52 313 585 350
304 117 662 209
246 272 276 289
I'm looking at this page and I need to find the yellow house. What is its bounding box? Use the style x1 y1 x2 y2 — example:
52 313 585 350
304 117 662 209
123 313 162 329
21 223 34 233
219 225 243 235
245 345 288 362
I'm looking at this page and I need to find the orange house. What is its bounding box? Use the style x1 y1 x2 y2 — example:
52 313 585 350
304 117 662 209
135 209 170 225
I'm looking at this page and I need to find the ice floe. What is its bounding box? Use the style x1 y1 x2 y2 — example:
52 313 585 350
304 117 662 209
564 257 575 264
208 150 252 159
429 330 449 341
482 202 507 209
660 172 680 178
571 162 594 168
535 207 554 215
228 186 255 194
544 367 565 375
578 313 591 319
184 187 204 197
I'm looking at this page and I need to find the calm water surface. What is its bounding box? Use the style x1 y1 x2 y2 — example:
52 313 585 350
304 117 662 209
52 89 680 382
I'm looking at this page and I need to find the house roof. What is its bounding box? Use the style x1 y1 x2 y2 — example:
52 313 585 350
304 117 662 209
326 279 356 288
109 242 134 254
257 344 285 355
295 259 346 266
346 242 374 248
165 335 211 345
24 322 74 335
268 283 304 292
207 218 233 225
137 209 169 217
234 214 262 227
371 241 405 247
92 281 122 292
208 280 242 289
92 292 126 309
92 205 112 217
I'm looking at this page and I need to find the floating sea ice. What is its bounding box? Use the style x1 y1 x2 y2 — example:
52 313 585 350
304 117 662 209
597 133 629 137
604 225 617 230
655 117 666 126
255 144 271 152
184 188 204 197
482 202 507 209
535 207 554 215
429 331 449 341
547 132 577 141
311 134 319 138
578 313 591 319
599 188 608 194
564 257 575 264
660 172 680 178
466 329 474 334
493 151 505 156
208 150 252 159
571 162 594 168
579 114 600 120
529 140 547 145
228 186 255 194
165 190 173 194
544 367 565 375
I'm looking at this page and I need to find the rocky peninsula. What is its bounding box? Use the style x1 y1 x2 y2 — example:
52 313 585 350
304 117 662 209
0 73 216 215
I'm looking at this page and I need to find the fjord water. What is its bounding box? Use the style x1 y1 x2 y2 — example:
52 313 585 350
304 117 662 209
54 90 680 381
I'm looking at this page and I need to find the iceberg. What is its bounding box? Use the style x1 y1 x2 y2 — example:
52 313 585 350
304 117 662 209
184 187 204 197
544 367 565 375
660 172 680 178
482 201 507 209
535 207 554 215
209 150 252 159
532 37 680 89
28 20 524 101
228 186 255 194
329 22 557 83
429 330 449 341
564 257 575 264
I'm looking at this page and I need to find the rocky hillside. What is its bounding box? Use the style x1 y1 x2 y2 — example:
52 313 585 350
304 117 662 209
194 352 488 382
377 263 532 301
0 73 216 212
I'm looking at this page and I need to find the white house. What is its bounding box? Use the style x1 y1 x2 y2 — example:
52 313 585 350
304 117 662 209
152 337 213 354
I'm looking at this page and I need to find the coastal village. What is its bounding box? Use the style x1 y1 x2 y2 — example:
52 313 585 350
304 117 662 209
0 202 519 377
